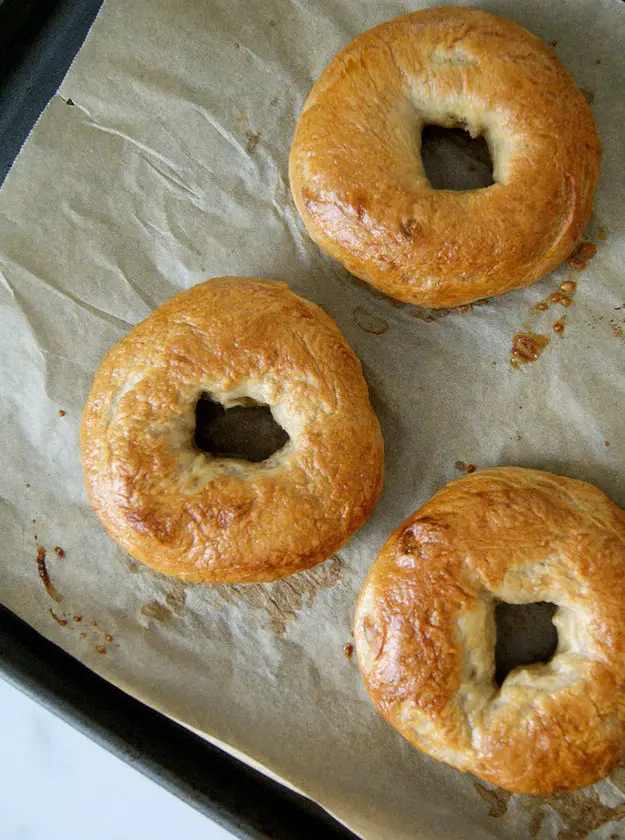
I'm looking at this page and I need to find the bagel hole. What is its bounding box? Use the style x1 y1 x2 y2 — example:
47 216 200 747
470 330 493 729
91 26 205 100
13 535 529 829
194 393 289 462
420 125 494 191
494 601 558 686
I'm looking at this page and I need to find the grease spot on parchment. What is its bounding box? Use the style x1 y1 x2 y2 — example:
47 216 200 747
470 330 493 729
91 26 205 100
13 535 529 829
353 306 389 335
140 580 188 624
474 782 511 818
213 555 342 634
521 787 625 839
474 780 625 839
245 132 260 154
140 600 173 624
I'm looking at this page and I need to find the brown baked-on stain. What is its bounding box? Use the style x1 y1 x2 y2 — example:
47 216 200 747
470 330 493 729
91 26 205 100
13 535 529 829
49 609 68 627
510 332 550 367
549 292 572 307
214 554 342 634
245 132 260 154
54 546 65 558
474 782 512 818
343 642 354 659
36 547 62 602
455 460 467 472
520 788 625 840
566 241 597 271
553 317 566 335
353 306 389 335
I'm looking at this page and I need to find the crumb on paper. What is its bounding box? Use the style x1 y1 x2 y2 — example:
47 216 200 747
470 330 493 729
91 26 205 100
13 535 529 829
57 409 66 417
65 98 74 106
604 440 610 447
245 131 260 154
610 320 624 340
560 280 577 293
553 317 566 334
597 227 608 241
580 88 595 104
73 615 82 622
459 304 472 314
343 642 354 659
466 464 476 474
54 545 65 558
549 40 557 47
96 645 107 655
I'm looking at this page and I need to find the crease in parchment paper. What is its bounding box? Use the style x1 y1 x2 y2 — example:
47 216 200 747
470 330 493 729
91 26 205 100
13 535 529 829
0 0 624 838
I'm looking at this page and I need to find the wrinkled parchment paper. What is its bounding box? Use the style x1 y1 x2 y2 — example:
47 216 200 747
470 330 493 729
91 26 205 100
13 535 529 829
1 0 624 837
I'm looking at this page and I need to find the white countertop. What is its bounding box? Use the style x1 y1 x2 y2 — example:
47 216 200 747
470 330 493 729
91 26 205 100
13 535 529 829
0 676 233 839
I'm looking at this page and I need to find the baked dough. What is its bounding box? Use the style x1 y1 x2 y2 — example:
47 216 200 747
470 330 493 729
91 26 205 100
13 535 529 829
354 467 625 794
290 8 601 308
81 277 384 583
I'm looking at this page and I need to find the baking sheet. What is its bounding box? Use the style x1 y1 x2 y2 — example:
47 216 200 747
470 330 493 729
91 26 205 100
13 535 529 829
0 0 624 838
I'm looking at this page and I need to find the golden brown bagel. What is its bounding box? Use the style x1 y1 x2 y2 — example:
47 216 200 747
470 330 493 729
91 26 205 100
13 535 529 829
354 467 625 794
81 277 384 583
290 8 601 308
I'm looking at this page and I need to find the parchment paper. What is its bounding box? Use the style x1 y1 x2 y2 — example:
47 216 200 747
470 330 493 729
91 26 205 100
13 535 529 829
1 0 624 837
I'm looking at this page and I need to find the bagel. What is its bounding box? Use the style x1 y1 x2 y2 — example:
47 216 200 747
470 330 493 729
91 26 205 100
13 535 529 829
290 8 601 308
81 277 384 583
354 468 625 794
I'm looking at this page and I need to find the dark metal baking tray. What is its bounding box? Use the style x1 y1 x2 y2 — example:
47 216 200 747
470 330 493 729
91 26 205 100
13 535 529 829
0 2 357 836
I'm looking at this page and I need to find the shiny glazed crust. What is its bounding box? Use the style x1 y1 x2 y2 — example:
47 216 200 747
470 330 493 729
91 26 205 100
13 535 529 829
81 277 384 583
354 468 625 794
290 8 601 308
